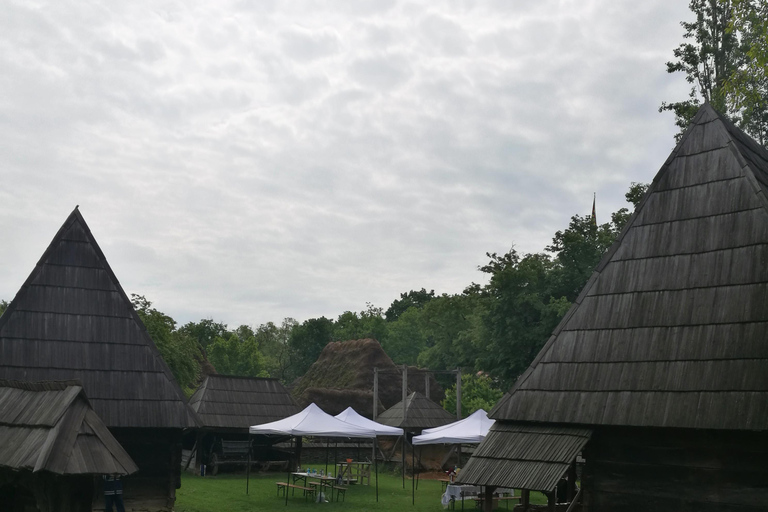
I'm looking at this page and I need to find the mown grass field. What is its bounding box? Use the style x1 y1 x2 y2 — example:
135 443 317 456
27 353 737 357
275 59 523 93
176 465 548 512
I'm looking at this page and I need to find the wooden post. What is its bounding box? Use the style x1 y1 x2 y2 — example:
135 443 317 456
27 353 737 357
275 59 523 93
373 367 379 420
402 364 408 422
547 490 556 512
567 460 577 502
522 489 530 511
456 368 462 419
482 485 496 512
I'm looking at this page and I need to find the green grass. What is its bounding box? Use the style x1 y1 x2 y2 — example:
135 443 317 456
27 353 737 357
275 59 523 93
176 465 548 512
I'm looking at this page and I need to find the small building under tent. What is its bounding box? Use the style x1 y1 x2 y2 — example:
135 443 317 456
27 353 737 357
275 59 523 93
0 379 138 512
457 104 768 512
377 392 456 469
187 374 300 474
0 208 200 510
377 391 456 434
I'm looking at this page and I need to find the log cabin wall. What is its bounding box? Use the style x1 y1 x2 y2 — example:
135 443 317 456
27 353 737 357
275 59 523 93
103 429 183 511
582 427 768 512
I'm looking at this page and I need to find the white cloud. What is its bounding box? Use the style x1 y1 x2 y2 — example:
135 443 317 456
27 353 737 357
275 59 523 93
0 0 694 327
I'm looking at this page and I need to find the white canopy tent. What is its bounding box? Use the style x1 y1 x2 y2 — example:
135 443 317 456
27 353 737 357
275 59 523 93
249 403 376 437
335 407 404 436
248 403 381 503
410 409 496 506
412 409 494 445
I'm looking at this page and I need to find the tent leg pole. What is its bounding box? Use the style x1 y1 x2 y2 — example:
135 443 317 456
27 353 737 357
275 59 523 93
375 437 379 502
286 437 293 506
246 433 251 495
411 438 415 505
402 434 406 489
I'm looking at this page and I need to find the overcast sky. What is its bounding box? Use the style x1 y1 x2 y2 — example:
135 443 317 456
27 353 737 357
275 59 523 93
0 0 693 328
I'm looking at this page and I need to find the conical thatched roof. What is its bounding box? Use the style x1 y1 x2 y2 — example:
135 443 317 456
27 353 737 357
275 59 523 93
377 391 455 430
0 208 199 428
491 104 768 431
291 338 443 416
189 375 299 430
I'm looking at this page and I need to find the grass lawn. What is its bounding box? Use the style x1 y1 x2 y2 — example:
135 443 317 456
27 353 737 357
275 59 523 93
176 465 548 512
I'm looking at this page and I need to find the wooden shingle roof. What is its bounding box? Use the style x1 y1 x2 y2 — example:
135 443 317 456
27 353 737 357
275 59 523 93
0 379 138 475
376 391 455 430
457 422 591 491
491 104 768 430
0 209 199 428
189 375 300 430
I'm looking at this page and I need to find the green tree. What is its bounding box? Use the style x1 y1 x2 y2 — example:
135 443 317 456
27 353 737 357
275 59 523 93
385 288 436 321
661 0 743 138
207 331 269 378
382 306 427 365
332 303 388 344
0 299 7 317
416 292 485 373
130 294 201 394
478 250 571 387
179 318 230 349
442 372 504 418
724 0 768 144
254 318 297 381
286 316 334 382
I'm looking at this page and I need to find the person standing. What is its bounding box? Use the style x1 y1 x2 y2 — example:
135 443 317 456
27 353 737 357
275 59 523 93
103 474 125 512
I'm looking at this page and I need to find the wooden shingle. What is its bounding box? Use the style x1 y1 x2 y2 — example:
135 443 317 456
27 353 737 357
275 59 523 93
491 104 768 431
0 208 199 429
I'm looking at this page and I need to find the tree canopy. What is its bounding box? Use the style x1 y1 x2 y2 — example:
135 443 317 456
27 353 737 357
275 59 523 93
661 0 768 145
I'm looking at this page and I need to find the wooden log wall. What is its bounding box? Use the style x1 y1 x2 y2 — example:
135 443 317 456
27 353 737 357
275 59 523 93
101 428 183 511
582 427 768 512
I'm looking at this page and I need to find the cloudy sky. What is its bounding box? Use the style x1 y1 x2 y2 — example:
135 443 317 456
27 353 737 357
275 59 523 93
0 0 693 328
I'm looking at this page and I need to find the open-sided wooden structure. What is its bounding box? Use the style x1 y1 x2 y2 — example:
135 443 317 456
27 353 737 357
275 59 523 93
0 208 200 510
457 104 768 511
188 375 299 473
0 379 138 512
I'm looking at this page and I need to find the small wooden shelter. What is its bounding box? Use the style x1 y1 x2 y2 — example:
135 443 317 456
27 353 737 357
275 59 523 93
0 379 138 512
188 375 299 472
377 392 455 433
0 208 200 510
457 104 768 511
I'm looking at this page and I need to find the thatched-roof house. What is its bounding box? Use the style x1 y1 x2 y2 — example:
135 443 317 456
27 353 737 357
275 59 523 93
377 392 455 433
457 104 768 511
0 208 200 510
0 379 138 512
291 339 443 416
188 375 299 472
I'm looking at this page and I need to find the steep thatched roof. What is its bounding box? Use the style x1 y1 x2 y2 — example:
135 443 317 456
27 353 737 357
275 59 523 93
491 105 768 431
377 391 455 430
0 379 138 475
0 208 199 429
189 375 299 430
291 338 444 416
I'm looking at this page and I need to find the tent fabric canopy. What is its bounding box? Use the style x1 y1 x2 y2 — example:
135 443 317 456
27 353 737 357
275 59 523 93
412 409 494 445
249 403 376 438
335 407 404 436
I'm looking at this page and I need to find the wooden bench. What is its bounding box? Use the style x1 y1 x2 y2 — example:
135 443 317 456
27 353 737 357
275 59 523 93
275 482 316 501
333 485 348 502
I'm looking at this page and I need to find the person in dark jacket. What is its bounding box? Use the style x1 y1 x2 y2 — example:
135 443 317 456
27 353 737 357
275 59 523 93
103 474 125 512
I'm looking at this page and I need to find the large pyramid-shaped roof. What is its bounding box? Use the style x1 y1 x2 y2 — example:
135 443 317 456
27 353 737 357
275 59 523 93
492 104 768 430
0 209 199 428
